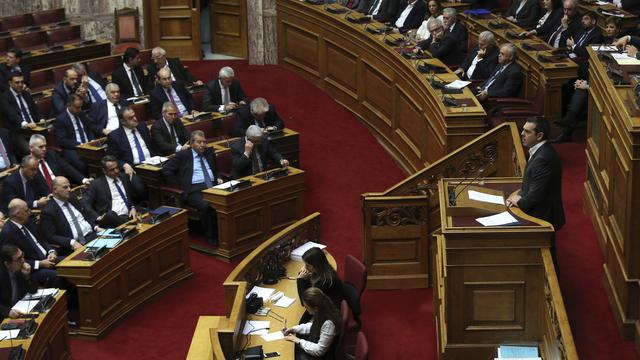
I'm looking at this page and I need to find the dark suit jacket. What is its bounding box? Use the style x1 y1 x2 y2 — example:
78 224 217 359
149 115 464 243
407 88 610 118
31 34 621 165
390 0 426 33
202 78 248 113
0 63 30 93
146 58 196 86
89 98 128 132
107 124 156 167
39 196 96 249
0 171 50 212
232 105 285 138
356 0 400 22
54 110 96 150
37 151 84 186
0 264 37 318
149 82 195 120
519 142 565 230
0 220 53 269
534 9 564 40
481 61 523 98
81 174 134 223
459 45 499 80
230 138 283 179
163 148 219 195
446 21 469 54
0 88 40 130
571 27 603 58
0 128 17 168
506 0 541 29
150 118 189 156
111 64 148 99
418 35 464 66
51 81 91 116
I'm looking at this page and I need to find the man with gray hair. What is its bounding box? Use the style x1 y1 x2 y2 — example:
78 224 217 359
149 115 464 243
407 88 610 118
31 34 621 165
203 66 248 113
150 102 190 156
442 7 468 55
233 97 284 137
455 31 499 80
71 62 107 104
416 18 463 66
147 46 202 87
1 155 50 213
230 125 289 179
476 43 522 101
90 82 128 136
29 134 89 188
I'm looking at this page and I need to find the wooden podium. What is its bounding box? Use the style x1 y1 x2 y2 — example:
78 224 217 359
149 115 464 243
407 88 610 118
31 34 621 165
0 291 70 360
56 209 192 339
202 167 305 260
434 178 577 360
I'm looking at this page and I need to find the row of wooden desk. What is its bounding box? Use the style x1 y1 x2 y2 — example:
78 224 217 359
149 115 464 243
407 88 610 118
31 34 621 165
0 39 111 71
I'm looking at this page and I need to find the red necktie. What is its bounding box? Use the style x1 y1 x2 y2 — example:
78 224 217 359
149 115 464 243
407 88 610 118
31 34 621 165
40 160 53 189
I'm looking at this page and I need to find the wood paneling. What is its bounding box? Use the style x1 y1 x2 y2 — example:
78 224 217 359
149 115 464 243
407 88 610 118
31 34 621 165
149 0 201 60
211 0 247 58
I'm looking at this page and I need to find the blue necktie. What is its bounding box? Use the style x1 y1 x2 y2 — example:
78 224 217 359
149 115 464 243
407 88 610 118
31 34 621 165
74 114 87 143
482 66 504 91
17 94 33 123
88 83 102 103
113 179 131 211
24 180 34 205
21 227 45 258
131 129 146 163
199 155 213 188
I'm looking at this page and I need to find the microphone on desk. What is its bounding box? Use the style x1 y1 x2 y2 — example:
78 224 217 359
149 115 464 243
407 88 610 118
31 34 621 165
448 163 492 206
441 94 458 107
430 73 446 89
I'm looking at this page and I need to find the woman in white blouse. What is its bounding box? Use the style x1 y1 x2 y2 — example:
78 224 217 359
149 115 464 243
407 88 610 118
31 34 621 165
415 0 444 42
284 287 341 359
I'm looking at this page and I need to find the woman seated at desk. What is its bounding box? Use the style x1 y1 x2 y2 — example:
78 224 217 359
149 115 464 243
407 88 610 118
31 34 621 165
296 247 344 323
285 287 341 360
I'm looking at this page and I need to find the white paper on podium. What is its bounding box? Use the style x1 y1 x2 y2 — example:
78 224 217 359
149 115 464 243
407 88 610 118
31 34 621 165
475 211 519 226
468 190 505 205
246 286 275 300
242 320 270 335
445 80 471 89
261 331 285 342
274 295 296 308
0 329 20 340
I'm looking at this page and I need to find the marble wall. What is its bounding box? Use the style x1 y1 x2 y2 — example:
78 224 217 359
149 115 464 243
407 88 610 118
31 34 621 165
0 0 145 47
247 0 278 65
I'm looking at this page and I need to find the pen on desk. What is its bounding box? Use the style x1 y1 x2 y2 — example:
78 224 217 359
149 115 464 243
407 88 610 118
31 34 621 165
283 319 287 333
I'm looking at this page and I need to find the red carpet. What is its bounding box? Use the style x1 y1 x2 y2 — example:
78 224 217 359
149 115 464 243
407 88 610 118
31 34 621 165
67 60 637 359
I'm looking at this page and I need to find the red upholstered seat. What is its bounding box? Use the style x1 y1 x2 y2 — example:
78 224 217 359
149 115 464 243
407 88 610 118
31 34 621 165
12 31 46 51
0 14 29 32
31 9 65 26
46 25 80 46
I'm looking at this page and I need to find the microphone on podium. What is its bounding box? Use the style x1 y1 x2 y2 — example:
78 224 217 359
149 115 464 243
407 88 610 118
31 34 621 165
448 161 494 206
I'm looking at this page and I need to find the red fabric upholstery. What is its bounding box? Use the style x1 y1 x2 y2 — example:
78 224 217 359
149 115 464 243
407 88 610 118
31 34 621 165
0 15 29 32
344 255 367 297
46 25 80 46
12 32 46 51
31 9 65 26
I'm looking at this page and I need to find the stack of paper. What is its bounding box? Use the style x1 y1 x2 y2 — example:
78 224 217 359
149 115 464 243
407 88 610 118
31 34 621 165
142 156 168 165
247 286 275 300
445 80 471 90
495 345 541 359
468 190 504 205
12 299 40 314
242 320 270 335
23 288 58 301
476 211 519 226
291 242 327 261
273 295 296 308
213 180 242 191
0 329 20 340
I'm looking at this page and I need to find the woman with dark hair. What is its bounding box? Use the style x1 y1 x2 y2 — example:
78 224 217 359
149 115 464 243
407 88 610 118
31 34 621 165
602 16 622 44
415 0 444 41
505 0 541 29
521 0 562 38
285 287 341 359
296 247 344 317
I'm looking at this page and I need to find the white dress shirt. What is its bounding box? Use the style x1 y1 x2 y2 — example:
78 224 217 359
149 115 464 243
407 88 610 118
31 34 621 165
395 2 415 29
106 101 120 131
124 63 142 97
107 177 129 216
124 127 151 164
10 88 33 126
528 140 547 159
218 80 230 112
66 109 88 143
10 220 51 270
291 320 337 357
466 53 483 79
53 197 92 245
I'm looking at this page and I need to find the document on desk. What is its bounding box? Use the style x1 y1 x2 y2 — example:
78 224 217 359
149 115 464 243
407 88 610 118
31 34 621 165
261 331 285 342
611 52 640 65
142 156 168 165
468 190 505 205
86 236 122 249
475 211 519 226
0 330 20 340
291 241 327 261
213 180 241 190
12 299 39 313
23 288 59 300
242 320 270 335
445 80 471 90
247 286 275 300
274 295 296 308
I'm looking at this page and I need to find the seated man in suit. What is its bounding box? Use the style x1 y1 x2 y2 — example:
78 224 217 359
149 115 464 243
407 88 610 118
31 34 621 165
566 12 602 79
1 155 50 213
29 134 89 188
202 66 248 113
0 199 59 287
0 48 30 93
0 72 42 155
52 69 91 116
82 155 138 228
232 97 285 137
147 47 203 87
163 130 224 245
71 63 107 105
390 0 426 33
454 31 499 81
415 18 463 67
476 43 523 102
150 102 190 156
0 244 37 319
231 125 289 179
442 7 468 56
525 0 580 48
149 68 196 120
506 116 564 268
355 0 400 23
40 177 103 254
111 47 148 99
90 83 128 136
0 128 18 172
54 94 97 174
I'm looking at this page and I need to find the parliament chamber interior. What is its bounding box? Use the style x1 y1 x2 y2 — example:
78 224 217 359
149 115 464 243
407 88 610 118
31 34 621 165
0 0 638 359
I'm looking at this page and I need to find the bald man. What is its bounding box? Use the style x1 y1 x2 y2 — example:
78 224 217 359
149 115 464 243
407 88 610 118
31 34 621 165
149 67 196 120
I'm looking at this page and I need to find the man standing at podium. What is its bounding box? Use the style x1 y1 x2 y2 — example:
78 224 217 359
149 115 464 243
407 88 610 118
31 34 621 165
506 117 565 267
